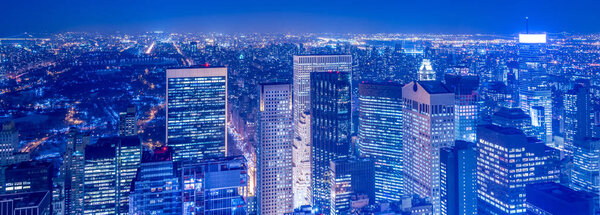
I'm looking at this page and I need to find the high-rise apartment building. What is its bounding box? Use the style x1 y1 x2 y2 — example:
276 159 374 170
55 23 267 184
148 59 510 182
292 55 352 207
402 81 455 215
477 124 560 215
166 66 227 161
357 82 403 202
310 71 352 214
257 83 294 214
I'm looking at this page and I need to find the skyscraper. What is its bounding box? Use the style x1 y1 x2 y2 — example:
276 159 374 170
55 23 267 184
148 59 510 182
357 82 403 202
129 147 181 215
440 141 477 215
61 128 89 215
418 59 435 81
444 73 479 142
477 124 560 215
572 138 600 195
118 105 138 136
166 66 227 161
402 81 454 214
329 157 375 215
517 33 552 144
292 55 352 207
0 191 52 215
181 156 248 214
310 71 352 214
257 83 293 215
564 80 593 153
83 136 141 215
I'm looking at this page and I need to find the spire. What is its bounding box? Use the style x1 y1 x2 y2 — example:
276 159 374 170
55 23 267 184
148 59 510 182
526 16 529 34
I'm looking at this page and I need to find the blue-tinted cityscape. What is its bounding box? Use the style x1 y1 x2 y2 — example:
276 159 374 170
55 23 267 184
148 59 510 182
2 1 600 214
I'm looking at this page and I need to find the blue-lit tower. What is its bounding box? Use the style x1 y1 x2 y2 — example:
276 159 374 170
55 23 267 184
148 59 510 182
166 67 228 161
477 124 560 215
310 71 352 214
444 73 479 142
440 141 477 215
357 82 403 202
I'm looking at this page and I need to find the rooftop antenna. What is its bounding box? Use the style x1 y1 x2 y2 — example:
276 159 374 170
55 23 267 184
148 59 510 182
525 17 529 34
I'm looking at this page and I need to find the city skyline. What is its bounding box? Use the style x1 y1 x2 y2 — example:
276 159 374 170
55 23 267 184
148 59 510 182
2 5 600 213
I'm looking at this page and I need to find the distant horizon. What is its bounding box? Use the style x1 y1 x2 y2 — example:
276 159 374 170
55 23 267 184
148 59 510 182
1 0 599 37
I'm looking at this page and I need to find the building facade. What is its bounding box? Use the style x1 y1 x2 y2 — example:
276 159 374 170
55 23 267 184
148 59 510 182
440 141 477 215
310 71 352 214
181 156 248 215
292 55 352 207
329 157 375 215
402 81 455 214
166 67 227 161
444 73 479 142
477 124 560 215
118 105 138 136
357 82 403 202
257 83 294 214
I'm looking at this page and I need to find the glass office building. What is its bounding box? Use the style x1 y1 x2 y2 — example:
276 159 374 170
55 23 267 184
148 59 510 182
445 73 479 142
477 124 560 215
310 71 352 214
292 55 352 207
329 157 374 215
357 82 403 202
181 156 248 215
129 147 181 215
166 67 227 161
440 141 477 215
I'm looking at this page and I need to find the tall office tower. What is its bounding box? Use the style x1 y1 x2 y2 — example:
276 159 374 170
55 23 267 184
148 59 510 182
181 156 248 214
0 191 52 214
257 83 293 215
357 83 403 202
84 143 117 214
440 141 477 215
492 107 533 136
402 81 454 215
310 71 352 214
329 157 375 215
444 74 479 142
292 55 352 207
61 128 89 215
564 81 593 153
2 161 53 194
418 59 436 81
130 147 181 215
517 33 552 144
572 138 600 195
526 182 599 215
477 124 560 215
119 105 138 136
83 136 141 215
166 66 227 161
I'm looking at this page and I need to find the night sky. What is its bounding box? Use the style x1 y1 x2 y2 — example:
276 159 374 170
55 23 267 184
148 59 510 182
1 0 599 36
